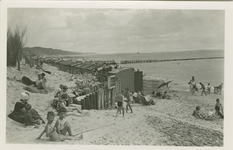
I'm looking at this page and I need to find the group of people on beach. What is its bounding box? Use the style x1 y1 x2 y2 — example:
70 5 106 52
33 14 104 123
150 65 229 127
115 88 133 117
16 72 49 94
8 58 225 143
189 76 224 120
193 99 224 120
189 76 223 96
52 84 82 116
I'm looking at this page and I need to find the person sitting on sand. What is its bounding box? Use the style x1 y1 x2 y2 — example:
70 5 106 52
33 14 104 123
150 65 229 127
215 99 224 119
41 73 47 84
161 91 170 99
115 91 125 117
52 84 64 108
24 104 45 127
132 91 138 103
199 82 207 96
36 74 48 93
8 92 30 124
37 111 83 141
207 83 211 94
192 106 205 119
54 108 80 136
56 94 82 116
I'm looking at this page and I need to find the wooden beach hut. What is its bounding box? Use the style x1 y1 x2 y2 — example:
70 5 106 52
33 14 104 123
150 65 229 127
108 67 134 92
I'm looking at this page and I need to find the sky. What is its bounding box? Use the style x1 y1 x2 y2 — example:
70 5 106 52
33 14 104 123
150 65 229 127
7 9 224 54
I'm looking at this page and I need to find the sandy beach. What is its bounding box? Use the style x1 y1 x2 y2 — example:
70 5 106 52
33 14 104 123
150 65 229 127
6 61 224 146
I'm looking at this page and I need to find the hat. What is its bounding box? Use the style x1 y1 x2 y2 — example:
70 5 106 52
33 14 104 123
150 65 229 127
63 86 68 90
21 92 29 101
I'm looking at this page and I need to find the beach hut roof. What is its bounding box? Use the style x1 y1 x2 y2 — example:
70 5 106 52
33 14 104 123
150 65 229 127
55 60 64 63
70 62 82 67
108 67 134 74
79 63 93 69
75 63 84 68
85 64 96 70
60 61 73 65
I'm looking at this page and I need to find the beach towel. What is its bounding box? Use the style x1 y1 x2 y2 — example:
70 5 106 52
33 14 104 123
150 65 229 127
22 76 36 86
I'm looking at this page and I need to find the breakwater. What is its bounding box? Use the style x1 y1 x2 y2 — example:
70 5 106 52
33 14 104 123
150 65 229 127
120 57 224 64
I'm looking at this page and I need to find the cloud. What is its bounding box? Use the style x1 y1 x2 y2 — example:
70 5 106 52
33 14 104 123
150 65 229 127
7 9 224 53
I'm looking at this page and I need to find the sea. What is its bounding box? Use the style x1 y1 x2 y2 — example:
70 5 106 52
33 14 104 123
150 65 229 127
81 50 224 86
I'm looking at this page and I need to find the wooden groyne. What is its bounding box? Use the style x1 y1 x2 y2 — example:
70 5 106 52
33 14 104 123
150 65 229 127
120 57 224 64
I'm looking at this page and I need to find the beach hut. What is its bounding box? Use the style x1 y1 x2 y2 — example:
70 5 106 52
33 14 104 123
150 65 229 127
134 69 143 92
108 67 134 92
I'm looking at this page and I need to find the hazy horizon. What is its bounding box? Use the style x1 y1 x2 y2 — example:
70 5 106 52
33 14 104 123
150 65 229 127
8 9 224 54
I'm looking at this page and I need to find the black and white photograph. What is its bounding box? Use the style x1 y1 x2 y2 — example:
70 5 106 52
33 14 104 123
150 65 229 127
1 1 233 149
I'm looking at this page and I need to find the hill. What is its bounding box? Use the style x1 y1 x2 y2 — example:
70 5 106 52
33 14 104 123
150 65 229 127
23 47 86 56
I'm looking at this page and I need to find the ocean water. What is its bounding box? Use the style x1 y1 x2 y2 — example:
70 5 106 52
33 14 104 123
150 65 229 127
82 50 224 86
123 59 224 86
82 50 224 61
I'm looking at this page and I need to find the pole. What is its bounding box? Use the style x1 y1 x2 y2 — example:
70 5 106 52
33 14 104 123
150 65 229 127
73 123 115 136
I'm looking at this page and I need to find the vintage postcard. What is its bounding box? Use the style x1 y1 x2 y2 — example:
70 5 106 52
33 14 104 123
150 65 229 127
1 1 233 150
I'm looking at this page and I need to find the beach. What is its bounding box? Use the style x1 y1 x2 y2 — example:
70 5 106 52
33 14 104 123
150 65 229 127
6 57 224 146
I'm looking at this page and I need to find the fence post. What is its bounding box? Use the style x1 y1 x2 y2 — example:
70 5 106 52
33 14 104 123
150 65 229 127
86 94 90 110
95 91 98 110
93 92 96 109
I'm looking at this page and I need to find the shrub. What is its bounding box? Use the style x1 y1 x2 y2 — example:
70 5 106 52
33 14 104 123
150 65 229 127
7 25 27 70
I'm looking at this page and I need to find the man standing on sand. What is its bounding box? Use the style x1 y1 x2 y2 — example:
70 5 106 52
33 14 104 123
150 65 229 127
215 99 224 119
189 76 196 94
124 88 133 113
115 91 125 117
199 82 207 96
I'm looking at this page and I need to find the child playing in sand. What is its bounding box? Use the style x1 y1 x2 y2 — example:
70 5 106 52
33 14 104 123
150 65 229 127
124 88 133 113
54 108 79 136
207 83 211 94
115 91 125 117
199 82 207 96
24 104 45 127
37 111 83 141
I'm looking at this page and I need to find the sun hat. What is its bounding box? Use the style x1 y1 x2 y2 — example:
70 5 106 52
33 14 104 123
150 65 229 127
21 92 29 101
